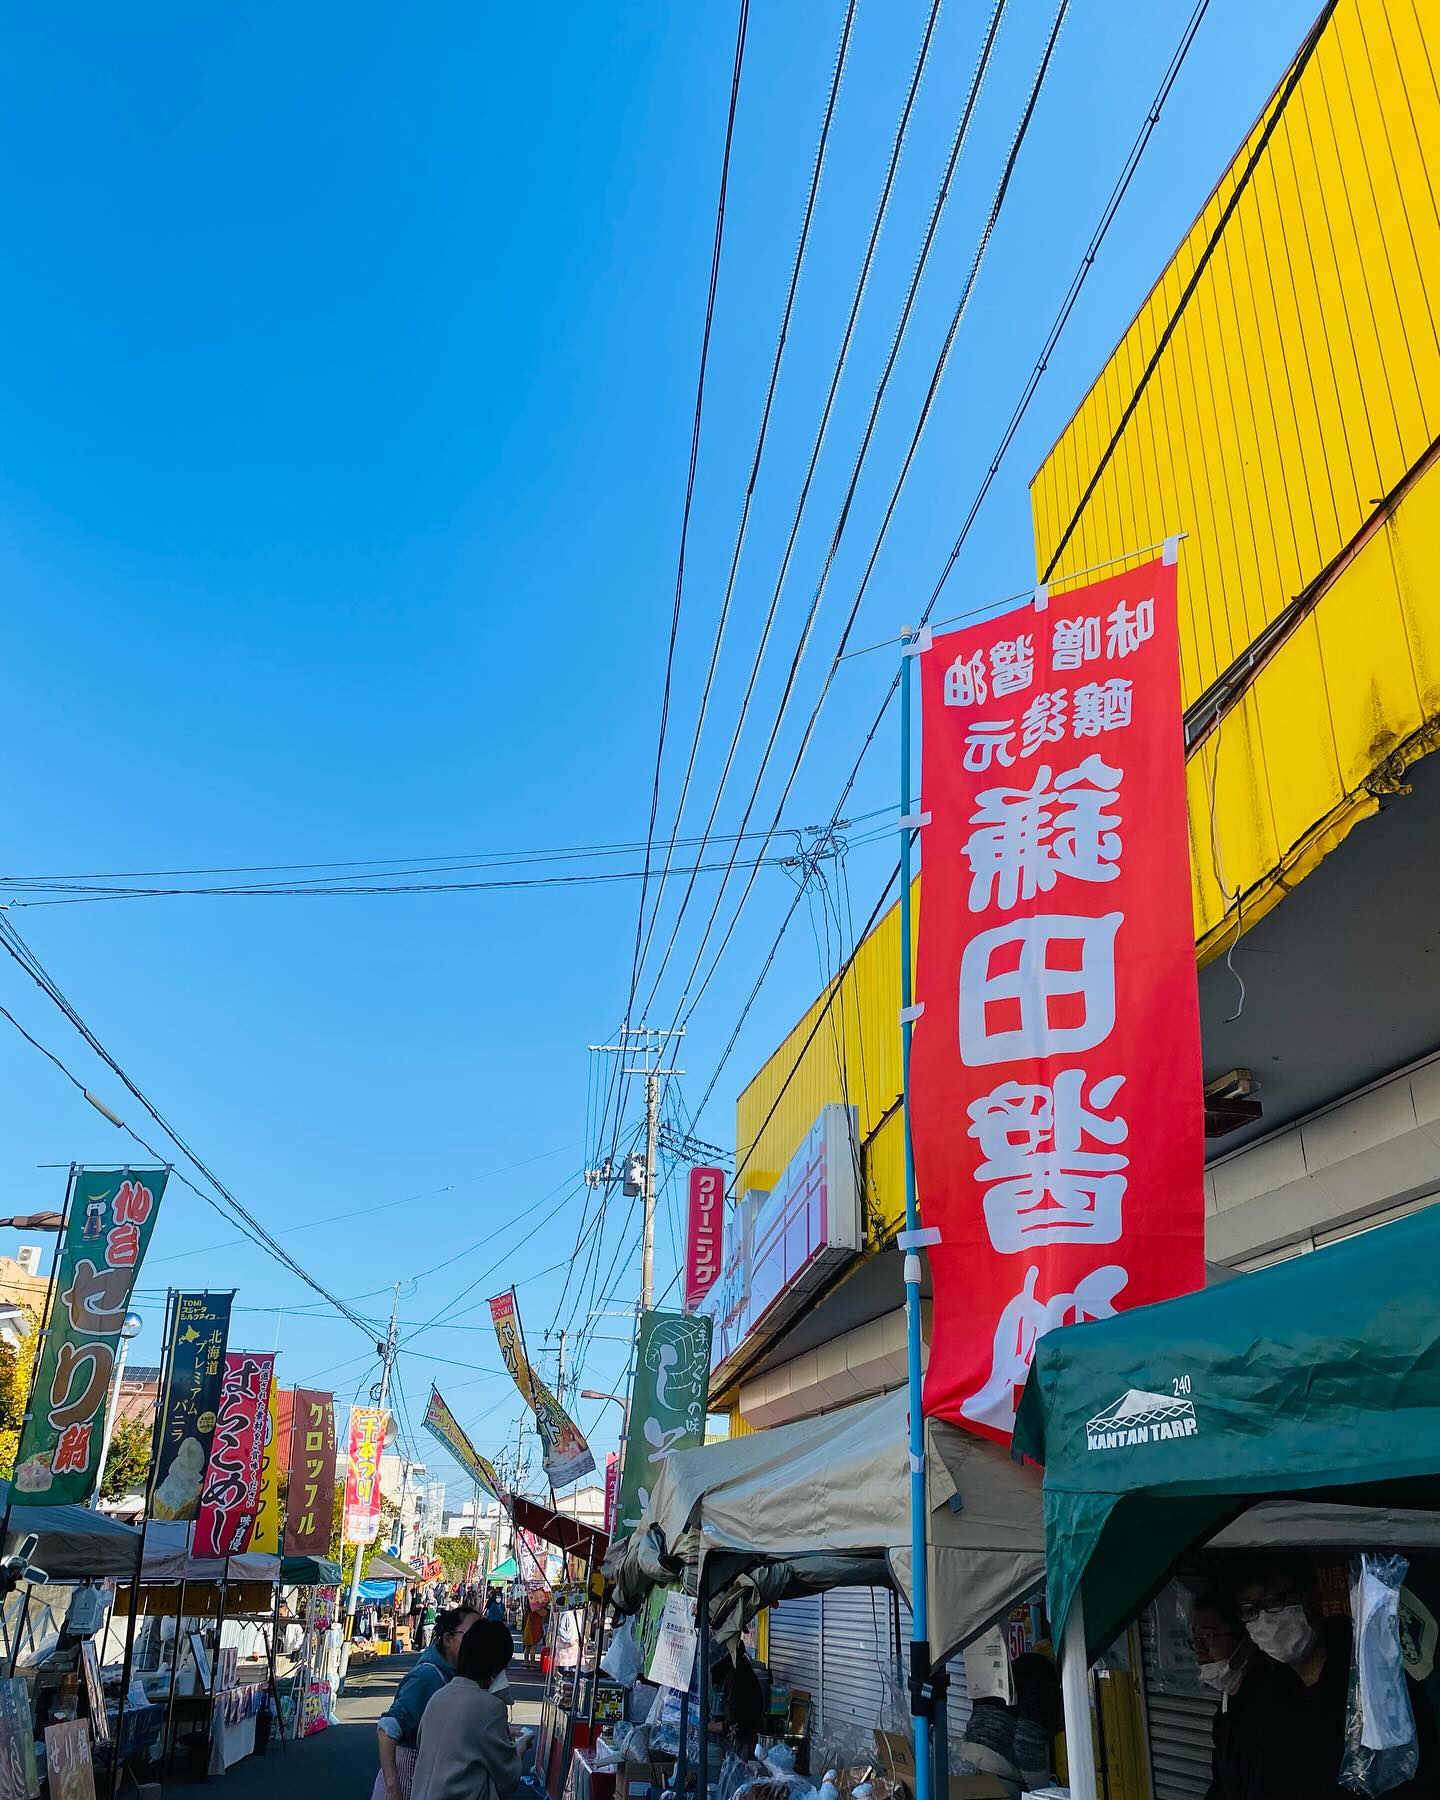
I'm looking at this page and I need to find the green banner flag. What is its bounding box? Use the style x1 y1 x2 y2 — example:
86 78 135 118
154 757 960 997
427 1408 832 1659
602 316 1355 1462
422 1386 503 1500
615 1310 711 1539
12 1168 167 1507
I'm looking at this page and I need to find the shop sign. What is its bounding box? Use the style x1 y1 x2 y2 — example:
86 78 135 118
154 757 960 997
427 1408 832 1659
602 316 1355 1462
283 1389 337 1557
193 1351 276 1556
149 1291 233 1522
615 1310 710 1538
684 1166 724 1311
698 1104 860 1377
12 1169 167 1507
422 1384 503 1499
602 1450 619 1535
343 1406 389 1545
910 557 1204 1442
487 1289 595 1487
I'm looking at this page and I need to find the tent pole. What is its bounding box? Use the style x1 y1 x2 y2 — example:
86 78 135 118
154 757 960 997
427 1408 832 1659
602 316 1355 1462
696 1561 711 1800
898 631 934 1800
1061 1595 1097 1800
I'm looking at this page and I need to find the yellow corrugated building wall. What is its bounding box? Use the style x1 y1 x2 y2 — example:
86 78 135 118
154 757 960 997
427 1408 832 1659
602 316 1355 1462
734 0 1440 1226
1030 0 1440 961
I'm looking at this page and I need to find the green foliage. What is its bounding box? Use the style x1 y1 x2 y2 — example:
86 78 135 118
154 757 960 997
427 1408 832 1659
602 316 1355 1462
100 1413 152 1501
0 1311 39 1480
431 1535 477 1583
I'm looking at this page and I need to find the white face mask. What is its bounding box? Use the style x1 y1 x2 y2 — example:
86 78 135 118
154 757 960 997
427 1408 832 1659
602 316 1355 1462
1246 1605 1318 1666
1199 1658 1246 1698
488 1671 511 1696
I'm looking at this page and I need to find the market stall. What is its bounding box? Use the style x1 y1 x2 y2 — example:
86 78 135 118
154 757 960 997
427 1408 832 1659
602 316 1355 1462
1014 1205 1440 1800
278 1557 343 1742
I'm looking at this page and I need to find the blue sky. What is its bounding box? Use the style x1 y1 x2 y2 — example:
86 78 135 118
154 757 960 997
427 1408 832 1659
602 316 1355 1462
1 0 1317 1502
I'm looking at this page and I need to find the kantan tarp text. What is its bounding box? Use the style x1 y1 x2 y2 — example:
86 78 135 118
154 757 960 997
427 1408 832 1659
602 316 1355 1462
11 1168 168 1507
1014 1205 1440 1657
615 1310 711 1537
911 557 1203 1441
488 1290 595 1487
422 1385 503 1500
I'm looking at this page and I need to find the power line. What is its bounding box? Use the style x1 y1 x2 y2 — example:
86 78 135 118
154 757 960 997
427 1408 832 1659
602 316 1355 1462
634 0 859 989
626 0 751 1035
0 913 379 1341
630 0 952 1029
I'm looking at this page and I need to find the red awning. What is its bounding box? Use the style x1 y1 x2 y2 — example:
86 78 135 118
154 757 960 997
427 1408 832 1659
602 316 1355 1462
508 1494 608 1565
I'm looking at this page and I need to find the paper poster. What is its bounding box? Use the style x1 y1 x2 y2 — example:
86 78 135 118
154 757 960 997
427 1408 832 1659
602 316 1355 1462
646 1591 698 1692
12 1170 167 1506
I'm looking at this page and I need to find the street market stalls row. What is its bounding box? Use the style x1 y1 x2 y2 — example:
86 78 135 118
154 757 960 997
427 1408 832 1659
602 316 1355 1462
611 1222 1440 1800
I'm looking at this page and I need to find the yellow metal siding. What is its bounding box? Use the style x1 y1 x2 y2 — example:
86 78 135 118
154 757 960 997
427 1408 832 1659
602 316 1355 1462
734 886 911 1236
1029 0 1440 957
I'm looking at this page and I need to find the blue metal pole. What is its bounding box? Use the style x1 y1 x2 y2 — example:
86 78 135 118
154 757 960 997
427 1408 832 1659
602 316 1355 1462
898 631 933 1800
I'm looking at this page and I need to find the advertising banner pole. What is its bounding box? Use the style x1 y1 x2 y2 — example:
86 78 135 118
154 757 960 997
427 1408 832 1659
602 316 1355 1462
898 631 934 1800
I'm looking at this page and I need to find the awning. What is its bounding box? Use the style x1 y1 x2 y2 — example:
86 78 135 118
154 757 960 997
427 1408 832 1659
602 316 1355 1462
358 1579 399 1601
1014 1206 1440 1657
509 1495 608 1566
490 1556 518 1580
362 1551 422 1581
2 1488 142 1579
281 1555 342 1587
141 1521 281 1583
610 1387 1048 1665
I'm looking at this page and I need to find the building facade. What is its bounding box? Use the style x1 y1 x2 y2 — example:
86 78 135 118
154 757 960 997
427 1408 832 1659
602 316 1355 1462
719 1 1440 1791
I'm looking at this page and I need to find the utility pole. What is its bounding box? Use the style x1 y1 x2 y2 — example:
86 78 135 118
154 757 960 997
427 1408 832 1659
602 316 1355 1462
344 1282 401 1634
586 1026 685 1313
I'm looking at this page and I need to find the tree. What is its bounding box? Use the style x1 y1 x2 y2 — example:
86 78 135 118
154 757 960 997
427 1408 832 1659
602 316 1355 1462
100 1414 152 1501
0 1311 39 1480
432 1536 477 1584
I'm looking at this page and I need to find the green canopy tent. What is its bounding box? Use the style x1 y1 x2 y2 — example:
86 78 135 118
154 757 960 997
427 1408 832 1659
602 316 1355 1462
490 1556 518 1581
1014 1206 1440 1664
282 1555 343 1586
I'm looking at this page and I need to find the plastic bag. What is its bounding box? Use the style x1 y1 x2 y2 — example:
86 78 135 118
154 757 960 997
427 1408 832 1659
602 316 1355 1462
1342 1554 1418 1795
717 1754 764 1800
602 1619 644 1688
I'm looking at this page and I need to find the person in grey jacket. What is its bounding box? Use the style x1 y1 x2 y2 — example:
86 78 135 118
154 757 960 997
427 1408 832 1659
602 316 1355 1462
374 1607 479 1800
412 1620 526 1800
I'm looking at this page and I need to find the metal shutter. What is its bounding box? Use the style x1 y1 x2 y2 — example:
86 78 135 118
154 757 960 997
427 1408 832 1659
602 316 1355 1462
819 1587 898 1747
1140 1605 1216 1800
768 1591 822 1718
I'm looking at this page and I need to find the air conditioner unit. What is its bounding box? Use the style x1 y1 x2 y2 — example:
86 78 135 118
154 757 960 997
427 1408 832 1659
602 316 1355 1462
14 1248 41 1277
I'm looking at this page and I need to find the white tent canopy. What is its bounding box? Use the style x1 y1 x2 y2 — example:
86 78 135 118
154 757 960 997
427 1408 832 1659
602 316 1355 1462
141 1521 281 1583
615 1387 1048 1665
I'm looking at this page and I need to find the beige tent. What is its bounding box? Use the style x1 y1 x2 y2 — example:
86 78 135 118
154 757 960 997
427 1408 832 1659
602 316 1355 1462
612 1386 1047 1664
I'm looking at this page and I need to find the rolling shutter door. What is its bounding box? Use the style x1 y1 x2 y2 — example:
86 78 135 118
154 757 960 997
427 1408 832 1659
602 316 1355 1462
1140 1606 1216 1800
768 1591 822 1718
819 1587 897 1746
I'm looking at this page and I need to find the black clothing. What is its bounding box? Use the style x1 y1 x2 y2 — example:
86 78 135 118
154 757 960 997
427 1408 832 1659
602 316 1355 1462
1290 1618 1440 1800
1205 1655 1307 1800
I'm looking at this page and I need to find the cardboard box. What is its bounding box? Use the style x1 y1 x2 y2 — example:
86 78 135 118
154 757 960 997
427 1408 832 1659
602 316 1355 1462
874 1729 1012 1800
616 1753 675 1800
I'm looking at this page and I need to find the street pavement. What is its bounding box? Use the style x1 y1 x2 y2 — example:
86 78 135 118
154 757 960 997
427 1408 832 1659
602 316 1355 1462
172 1636 547 1799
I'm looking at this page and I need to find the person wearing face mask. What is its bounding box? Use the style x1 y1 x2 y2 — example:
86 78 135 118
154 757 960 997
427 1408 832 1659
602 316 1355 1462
411 1619 529 1800
1189 1588 1304 1800
1232 1556 1440 1800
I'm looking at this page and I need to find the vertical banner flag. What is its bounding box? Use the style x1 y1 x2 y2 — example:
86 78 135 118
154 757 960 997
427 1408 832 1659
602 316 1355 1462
149 1293 233 1521
283 1390 337 1557
193 1352 276 1556
343 1407 389 1544
12 1169 167 1506
616 1310 711 1536
487 1291 596 1487
249 1374 282 1553
422 1386 503 1499
912 557 1204 1441
603 1451 619 1536
684 1167 723 1312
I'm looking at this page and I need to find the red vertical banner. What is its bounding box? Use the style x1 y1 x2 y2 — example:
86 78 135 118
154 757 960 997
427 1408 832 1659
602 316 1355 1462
912 557 1203 1441
684 1167 723 1312
603 1451 619 1535
193 1352 276 1557
343 1407 389 1544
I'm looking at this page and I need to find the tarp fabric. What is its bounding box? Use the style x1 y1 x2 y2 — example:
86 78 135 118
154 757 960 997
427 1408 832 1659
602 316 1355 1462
1 1487 141 1579
1014 1208 1440 1655
280 1554 342 1586
490 1556 518 1580
141 1521 281 1582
